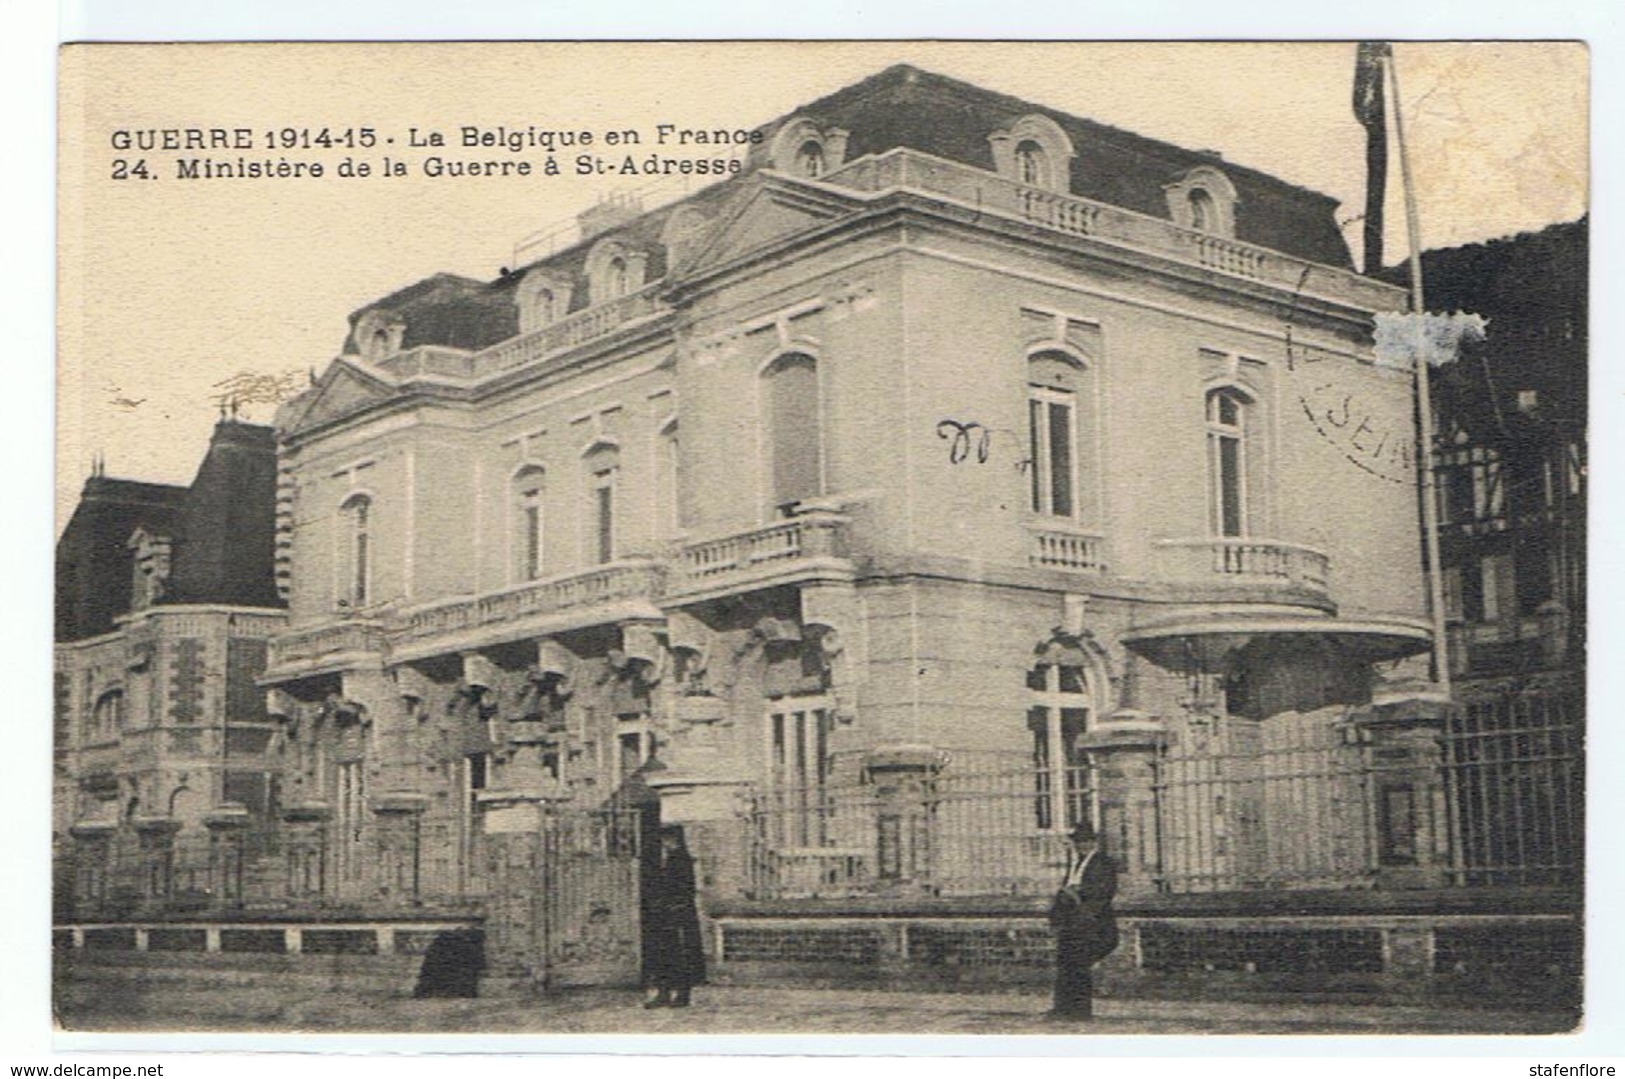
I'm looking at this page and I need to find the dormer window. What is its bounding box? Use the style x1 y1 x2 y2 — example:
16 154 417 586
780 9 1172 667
1165 166 1240 238
989 115 1075 194
796 140 827 178
769 118 850 178
515 269 575 333
353 310 405 362
606 256 629 300
584 239 648 307
1015 140 1048 187
1189 189 1217 232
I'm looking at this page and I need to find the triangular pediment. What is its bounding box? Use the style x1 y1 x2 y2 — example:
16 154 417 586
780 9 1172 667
284 360 396 433
681 178 857 280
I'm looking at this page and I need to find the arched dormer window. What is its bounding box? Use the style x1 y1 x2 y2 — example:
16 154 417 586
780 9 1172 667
338 493 372 608
515 269 575 333
606 256 629 300
761 352 823 516
582 443 620 564
1189 189 1217 232
353 311 406 362
990 115 1075 194
1206 387 1252 538
1165 166 1240 238
512 464 547 581
768 117 850 178
584 239 648 307
796 140 826 178
1027 349 1098 526
1026 659 1093 832
1015 140 1048 187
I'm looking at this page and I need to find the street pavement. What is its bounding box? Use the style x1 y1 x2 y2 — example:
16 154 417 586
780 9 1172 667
57 982 1580 1036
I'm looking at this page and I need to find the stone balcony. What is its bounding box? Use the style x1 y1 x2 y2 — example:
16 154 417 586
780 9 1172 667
669 509 854 601
390 559 666 662
822 148 1399 310
1152 537 1331 599
475 282 669 376
265 619 388 682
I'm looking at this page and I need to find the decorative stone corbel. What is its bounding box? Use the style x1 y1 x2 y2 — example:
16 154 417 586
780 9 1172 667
320 693 368 728
664 610 714 697
394 666 435 721
462 653 500 695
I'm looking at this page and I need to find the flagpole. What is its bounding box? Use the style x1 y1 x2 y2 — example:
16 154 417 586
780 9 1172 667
1386 48 1452 695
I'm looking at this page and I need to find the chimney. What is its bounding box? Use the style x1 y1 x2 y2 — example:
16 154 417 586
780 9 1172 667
577 192 643 243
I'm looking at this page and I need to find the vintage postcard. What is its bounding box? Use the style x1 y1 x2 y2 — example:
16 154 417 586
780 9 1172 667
51 41 1587 1040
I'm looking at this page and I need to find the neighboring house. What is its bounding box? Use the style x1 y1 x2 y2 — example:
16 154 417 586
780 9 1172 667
1416 219 1586 888
54 419 286 919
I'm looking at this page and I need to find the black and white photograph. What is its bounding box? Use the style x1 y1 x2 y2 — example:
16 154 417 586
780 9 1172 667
44 39 1589 1042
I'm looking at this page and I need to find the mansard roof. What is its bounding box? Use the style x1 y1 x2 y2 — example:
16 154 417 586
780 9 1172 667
336 63 1359 358
752 64 1353 268
55 420 283 642
340 273 518 357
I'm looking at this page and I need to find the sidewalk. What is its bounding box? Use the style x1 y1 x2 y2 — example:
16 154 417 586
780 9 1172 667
59 982 1580 1036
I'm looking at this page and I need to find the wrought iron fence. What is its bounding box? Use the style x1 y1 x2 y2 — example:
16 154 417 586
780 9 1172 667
1150 700 1582 893
742 699 1582 900
744 750 1088 898
1445 689 1582 886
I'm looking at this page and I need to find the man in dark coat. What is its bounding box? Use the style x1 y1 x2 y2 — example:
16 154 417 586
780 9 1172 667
1047 819 1119 1020
641 825 706 1008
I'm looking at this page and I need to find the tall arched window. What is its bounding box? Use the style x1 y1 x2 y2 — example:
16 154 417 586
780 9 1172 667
1206 388 1250 537
512 465 546 581
763 353 822 516
1026 662 1092 832
657 420 683 537
339 493 372 607
583 444 619 564
1028 350 1095 521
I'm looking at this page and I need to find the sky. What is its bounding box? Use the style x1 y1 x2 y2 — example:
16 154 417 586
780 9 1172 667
56 41 1588 529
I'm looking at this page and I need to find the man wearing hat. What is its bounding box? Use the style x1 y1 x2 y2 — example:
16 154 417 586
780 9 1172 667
1047 818 1119 1019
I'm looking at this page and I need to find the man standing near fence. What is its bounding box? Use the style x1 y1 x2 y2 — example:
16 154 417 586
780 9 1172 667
1048 819 1119 1020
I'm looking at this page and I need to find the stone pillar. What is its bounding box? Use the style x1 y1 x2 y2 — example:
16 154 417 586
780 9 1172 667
1079 712 1167 901
1352 685 1455 889
863 745 943 895
474 789 574 985
646 771 755 903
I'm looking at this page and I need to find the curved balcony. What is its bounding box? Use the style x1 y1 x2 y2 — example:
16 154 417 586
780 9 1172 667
1152 537 1331 600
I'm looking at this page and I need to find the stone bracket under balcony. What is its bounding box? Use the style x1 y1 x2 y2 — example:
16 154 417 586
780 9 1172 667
666 510 854 605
